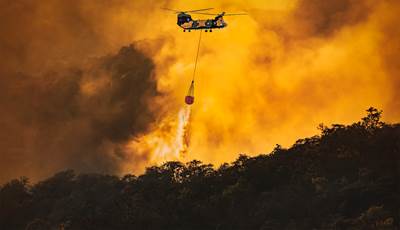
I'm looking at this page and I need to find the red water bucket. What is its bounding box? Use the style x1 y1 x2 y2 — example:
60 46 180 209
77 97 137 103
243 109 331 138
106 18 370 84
185 95 194 105
185 80 195 105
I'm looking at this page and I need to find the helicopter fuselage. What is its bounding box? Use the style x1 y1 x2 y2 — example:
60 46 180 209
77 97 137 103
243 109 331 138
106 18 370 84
177 13 227 31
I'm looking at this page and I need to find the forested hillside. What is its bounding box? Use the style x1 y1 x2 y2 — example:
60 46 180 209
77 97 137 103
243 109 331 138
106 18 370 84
1 108 399 230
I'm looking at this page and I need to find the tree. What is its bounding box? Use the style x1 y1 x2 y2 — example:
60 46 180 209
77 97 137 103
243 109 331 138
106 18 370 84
361 107 384 130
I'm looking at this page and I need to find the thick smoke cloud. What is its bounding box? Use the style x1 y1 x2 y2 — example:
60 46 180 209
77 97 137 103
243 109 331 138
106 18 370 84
0 45 158 182
1 0 399 182
376 1 400 118
290 0 372 37
149 0 400 165
0 0 165 182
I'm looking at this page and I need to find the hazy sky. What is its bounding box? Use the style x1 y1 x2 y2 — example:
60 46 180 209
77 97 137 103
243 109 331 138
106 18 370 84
0 0 399 182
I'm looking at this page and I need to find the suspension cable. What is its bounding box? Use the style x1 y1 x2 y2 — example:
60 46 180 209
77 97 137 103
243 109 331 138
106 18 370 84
192 29 203 82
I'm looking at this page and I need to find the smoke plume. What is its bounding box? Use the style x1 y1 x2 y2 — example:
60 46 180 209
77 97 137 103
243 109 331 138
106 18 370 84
1 0 399 182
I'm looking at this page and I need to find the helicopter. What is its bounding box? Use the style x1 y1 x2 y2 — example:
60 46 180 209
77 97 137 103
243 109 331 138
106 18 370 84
162 8 247 32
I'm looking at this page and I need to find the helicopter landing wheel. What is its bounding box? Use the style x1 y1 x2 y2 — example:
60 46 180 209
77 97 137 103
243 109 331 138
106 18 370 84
210 29 213 32
205 30 208 32
188 30 191 32
183 29 186 32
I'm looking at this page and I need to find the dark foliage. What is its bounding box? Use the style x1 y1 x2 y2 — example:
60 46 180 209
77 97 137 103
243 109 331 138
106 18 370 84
1 108 399 229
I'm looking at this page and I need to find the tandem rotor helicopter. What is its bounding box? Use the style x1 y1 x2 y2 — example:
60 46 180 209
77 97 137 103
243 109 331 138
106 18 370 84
162 7 247 105
162 7 247 32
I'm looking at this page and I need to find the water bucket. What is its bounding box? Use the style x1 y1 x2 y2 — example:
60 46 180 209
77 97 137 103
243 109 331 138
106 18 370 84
185 80 195 105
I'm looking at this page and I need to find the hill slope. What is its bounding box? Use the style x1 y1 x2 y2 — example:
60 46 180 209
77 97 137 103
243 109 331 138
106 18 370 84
1 108 399 230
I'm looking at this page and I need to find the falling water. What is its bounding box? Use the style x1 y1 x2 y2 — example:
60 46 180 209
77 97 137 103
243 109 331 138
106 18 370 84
128 105 192 165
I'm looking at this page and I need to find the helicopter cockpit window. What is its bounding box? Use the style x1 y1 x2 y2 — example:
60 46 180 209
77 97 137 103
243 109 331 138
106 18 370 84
178 15 192 25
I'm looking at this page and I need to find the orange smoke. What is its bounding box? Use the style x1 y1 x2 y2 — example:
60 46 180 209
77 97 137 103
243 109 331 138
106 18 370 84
0 0 399 182
132 0 400 167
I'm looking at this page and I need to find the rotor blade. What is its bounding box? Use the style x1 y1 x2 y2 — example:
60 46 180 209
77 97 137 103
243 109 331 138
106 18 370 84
185 8 214 13
161 7 181 13
190 12 218 15
223 13 248 16
192 12 248 16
